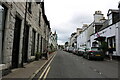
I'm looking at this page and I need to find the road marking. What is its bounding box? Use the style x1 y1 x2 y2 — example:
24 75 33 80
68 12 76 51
29 52 56 80
38 53 56 80
43 66 51 79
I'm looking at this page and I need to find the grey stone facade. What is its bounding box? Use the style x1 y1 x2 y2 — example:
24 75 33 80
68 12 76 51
0 1 50 75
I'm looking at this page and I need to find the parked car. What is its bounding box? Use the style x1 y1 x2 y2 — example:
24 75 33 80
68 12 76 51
77 48 85 56
68 47 74 53
83 47 105 60
72 48 78 54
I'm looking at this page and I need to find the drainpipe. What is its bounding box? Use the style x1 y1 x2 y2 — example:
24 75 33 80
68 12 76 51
21 1 27 67
118 2 120 60
0 8 3 64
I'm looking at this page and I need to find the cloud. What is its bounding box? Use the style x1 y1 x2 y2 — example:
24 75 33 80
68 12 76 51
51 23 76 44
51 13 94 45
44 0 119 45
70 13 93 26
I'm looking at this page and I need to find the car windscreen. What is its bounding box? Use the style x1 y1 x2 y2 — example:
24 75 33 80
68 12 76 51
91 48 98 51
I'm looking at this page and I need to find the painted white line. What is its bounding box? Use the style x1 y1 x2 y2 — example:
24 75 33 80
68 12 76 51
29 52 56 80
43 66 51 79
38 53 56 79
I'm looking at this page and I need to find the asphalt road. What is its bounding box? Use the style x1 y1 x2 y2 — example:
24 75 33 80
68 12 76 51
46 50 118 78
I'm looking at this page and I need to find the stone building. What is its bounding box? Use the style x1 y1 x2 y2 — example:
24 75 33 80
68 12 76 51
0 1 50 75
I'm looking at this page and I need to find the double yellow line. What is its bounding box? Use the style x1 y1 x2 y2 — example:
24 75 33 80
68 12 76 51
38 53 57 80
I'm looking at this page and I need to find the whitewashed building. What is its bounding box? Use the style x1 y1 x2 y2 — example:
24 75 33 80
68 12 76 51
77 11 105 49
70 28 82 48
90 9 120 56
77 9 120 57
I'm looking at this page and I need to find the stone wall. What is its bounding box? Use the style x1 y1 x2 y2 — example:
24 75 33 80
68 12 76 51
0 1 50 73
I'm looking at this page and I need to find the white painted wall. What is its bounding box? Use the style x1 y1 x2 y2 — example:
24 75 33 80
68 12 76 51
90 22 120 56
77 29 87 48
77 23 94 49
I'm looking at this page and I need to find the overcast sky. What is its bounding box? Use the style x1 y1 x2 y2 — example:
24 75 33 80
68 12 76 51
44 0 119 45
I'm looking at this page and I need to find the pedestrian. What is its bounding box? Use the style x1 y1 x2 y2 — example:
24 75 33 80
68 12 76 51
108 46 113 60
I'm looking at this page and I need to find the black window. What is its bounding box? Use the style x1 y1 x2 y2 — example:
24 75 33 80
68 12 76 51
28 2 32 14
39 11 41 26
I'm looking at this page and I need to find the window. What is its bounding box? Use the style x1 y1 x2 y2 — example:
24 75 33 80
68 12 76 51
108 14 112 25
107 36 116 51
39 11 41 26
28 2 32 14
31 29 36 56
0 5 8 64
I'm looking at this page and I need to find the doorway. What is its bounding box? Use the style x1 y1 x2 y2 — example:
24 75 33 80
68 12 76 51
31 29 36 56
40 37 43 53
22 25 29 62
12 16 22 68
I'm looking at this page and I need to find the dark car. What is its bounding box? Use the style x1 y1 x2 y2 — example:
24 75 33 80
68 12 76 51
83 47 105 60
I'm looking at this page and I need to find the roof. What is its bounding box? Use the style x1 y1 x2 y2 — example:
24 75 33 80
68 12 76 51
40 2 50 29
99 20 109 31
107 9 119 16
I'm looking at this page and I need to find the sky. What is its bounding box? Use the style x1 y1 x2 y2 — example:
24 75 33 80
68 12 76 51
44 0 119 45
0 0 119 45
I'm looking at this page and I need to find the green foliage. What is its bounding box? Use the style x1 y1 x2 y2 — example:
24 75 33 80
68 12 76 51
35 52 41 60
49 44 56 53
99 41 108 53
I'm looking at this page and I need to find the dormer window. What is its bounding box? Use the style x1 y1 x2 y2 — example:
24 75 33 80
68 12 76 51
108 13 112 25
107 9 119 25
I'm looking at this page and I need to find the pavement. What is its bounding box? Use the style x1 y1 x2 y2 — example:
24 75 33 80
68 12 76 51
2 52 56 79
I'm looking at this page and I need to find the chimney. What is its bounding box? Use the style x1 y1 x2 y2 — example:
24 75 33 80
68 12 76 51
94 11 104 23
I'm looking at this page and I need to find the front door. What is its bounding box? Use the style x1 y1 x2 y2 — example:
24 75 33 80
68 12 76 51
22 25 29 62
12 16 22 68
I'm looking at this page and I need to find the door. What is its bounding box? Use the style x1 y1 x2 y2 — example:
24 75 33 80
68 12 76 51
12 16 22 68
31 29 36 56
22 25 29 62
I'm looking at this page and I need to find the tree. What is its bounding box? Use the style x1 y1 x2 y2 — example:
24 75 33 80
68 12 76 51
99 41 108 54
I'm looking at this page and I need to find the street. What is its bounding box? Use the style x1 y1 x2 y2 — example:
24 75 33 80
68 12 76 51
42 50 119 79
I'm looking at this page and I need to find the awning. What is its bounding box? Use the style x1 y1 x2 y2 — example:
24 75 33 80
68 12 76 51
94 36 106 41
92 41 98 44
